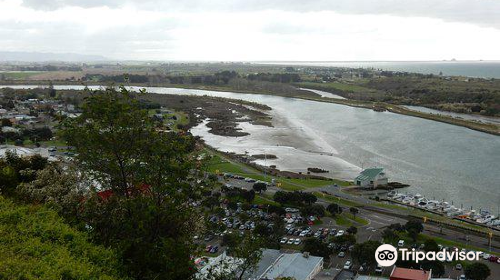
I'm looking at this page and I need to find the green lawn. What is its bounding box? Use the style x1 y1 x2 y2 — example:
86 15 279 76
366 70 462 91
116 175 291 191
312 192 361 207
205 152 337 191
344 213 369 226
252 195 279 206
1 71 44 79
335 214 353 227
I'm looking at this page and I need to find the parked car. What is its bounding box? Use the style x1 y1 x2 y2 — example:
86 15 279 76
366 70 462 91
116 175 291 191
205 245 212 252
343 260 352 269
294 239 301 245
482 253 491 260
204 235 213 242
458 275 466 280
455 263 462 270
489 255 499 262
287 238 294 245
210 246 219 253
280 237 288 244
338 251 345 258
398 240 405 247
375 265 383 273
336 230 345 237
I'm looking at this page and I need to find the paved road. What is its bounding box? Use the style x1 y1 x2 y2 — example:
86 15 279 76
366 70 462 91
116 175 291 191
222 176 500 254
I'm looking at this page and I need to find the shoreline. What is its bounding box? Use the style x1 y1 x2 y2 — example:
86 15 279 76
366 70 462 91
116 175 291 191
2 81 497 136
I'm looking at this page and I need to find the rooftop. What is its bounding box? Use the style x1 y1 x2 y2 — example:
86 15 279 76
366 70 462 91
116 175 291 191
355 167 384 181
249 249 323 280
390 267 431 280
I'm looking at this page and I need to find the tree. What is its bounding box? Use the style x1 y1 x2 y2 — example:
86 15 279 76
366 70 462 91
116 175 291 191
382 228 398 243
17 164 84 222
423 239 439 252
388 223 405 232
352 240 381 266
241 189 255 203
333 234 356 246
301 204 325 217
1 118 12 127
302 192 317 205
349 207 359 219
346 226 358 235
465 262 490 280
405 220 424 242
302 238 332 259
327 203 342 216
252 182 267 194
61 87 199 279
230 235 263 280
48 81 56 98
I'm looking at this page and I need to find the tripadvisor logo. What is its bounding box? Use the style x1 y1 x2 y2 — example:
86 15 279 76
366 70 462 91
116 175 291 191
375 244 481 267
375 244 398 267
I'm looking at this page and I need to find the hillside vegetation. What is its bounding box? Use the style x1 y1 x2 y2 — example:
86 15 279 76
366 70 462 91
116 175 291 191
0 196 126 280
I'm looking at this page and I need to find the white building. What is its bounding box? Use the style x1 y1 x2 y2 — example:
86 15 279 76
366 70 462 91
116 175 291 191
248 249 323 280
354 167 388 188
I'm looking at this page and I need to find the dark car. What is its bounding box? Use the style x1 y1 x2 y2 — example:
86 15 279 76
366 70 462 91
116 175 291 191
210 245 219 253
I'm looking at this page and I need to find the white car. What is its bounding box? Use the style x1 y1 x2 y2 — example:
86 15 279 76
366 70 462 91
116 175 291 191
398 240 405 247
343 260 352 269
280 237 288 244
294 238 301 245
287 238 294 245
336 230 345 237
375 265 383 273
482 253 491 260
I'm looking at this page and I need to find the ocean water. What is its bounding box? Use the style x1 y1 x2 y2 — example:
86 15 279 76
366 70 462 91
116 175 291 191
258 61 500 79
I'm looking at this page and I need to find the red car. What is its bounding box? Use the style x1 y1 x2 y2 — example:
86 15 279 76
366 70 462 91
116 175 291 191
489 255 498 262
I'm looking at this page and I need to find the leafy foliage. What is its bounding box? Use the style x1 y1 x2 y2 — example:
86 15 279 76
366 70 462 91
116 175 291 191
465 262 491 280
0 196 125 280
61 87 200 279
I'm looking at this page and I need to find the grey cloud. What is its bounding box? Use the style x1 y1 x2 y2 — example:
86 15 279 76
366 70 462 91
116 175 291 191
20 0 500 29
0 17 176 59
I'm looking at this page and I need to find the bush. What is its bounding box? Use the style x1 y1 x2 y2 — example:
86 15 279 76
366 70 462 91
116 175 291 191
0 196 125 280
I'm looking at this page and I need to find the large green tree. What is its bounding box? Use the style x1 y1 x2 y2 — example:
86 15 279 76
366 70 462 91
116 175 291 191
465 262 491 280
351 240 381 266
61 87 200 279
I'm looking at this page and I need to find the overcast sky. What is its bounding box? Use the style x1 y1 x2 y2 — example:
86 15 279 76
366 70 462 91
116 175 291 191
1 0 500 61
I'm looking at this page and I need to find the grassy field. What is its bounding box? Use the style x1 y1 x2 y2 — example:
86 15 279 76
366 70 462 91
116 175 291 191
252 195 280 206
205 152 337 191
1 71 44 79
312 191 361 207
335 214 353 227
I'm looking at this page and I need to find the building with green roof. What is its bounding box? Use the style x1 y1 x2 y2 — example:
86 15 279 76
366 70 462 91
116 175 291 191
355 167 388 188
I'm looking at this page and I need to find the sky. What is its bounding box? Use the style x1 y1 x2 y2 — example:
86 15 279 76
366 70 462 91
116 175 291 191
1 0 500 61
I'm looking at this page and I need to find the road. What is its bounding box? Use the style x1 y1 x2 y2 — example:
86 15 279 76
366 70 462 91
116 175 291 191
222 176 500 254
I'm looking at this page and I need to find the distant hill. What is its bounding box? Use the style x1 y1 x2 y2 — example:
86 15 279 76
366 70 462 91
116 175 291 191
0 51 107 62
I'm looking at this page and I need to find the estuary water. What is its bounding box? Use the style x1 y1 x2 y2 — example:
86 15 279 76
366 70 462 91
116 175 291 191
3 85 500 212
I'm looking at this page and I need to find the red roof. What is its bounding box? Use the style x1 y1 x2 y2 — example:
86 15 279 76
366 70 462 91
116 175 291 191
97 184 151 201
390 267 431 280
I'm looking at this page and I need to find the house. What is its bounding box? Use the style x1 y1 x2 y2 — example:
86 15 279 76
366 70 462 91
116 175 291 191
247 249 323 280
390 267 431 280
355 167 388 188
196 249 324 280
